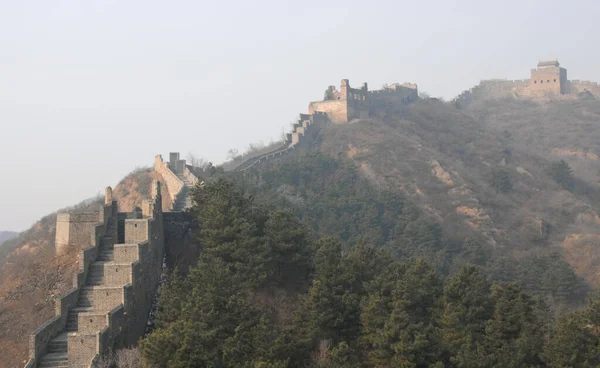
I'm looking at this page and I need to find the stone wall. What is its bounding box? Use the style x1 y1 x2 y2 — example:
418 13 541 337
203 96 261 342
154 153 201 212
183 166 199 186
27 288 78 365
234 112 328 172
26 194 117 367
55 212 101 254
309 100 348 124
370 87 418 103
453 79 530 107
67 194 164 366
26 182 168 367
569 80 600 96
310 79 417 124
453 60 600 107
154 155 184 203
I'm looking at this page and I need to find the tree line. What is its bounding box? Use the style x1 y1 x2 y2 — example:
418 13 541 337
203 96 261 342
139 177 600 367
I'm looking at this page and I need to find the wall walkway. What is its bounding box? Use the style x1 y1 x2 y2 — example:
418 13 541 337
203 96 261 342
25 185 165 368
233 112 328 172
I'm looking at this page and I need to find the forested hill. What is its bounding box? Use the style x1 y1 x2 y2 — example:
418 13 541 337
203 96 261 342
312 97 600 288
142 95 600 367
142 176 600 367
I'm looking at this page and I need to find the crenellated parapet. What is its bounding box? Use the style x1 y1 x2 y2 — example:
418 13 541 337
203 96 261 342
309 79 418 124
569 80 600 97
453 60 599 108
26 182 167 368
154 153 201 211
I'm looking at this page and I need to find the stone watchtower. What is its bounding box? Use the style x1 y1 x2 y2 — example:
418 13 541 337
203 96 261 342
527 59 567 96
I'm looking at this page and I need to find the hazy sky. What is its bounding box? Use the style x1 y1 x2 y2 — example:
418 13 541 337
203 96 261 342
1 0 599 231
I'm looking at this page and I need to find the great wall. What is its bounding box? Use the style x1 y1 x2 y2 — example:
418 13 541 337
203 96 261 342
453 60 600 107
26 154 202 367
23 59 600 367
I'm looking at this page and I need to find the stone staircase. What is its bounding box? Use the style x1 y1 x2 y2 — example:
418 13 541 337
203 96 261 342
37 332 68 367
173 174 194 211
36 221 116 368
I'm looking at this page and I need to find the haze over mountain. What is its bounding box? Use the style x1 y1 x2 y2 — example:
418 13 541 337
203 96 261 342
0 231 18 245
2 0 600 231
3 78 600 367
4 1 600 366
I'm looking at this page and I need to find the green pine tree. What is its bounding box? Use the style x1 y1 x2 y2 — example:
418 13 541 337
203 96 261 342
441 265 493 367
549 160 574 190
491 169 513 193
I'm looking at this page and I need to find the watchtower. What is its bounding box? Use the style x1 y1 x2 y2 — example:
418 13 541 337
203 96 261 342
527 60 567 96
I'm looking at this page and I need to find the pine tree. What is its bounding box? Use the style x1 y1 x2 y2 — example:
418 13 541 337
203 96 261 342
153 267 186 329
362 259 444 367
190 177 270 286
543 297 600 367
491 169 513 193
264 211 311 288
441 265 492 367
300 237 361 344
549 160 574 190
482 283 545 368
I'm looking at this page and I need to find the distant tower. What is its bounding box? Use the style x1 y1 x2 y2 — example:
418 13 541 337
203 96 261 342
528 60 567 96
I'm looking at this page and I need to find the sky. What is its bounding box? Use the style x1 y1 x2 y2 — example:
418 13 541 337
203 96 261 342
1 0 599 231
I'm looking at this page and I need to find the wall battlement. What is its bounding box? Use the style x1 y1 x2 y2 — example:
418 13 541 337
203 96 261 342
453 60 600 108
154 153 201 211
309 79 418 124
26 181 170 368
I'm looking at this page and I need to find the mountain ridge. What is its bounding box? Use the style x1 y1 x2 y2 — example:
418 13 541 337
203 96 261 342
2 92 600 366
314 97 600 285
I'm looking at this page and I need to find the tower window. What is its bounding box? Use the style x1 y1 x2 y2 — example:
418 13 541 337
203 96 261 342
547 80 550 83
554 79 557 82
541 80 543 83
534 80 537 84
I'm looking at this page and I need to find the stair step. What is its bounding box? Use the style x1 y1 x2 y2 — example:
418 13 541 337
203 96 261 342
73 307 93 312
39 362 68 367
39 352 68 362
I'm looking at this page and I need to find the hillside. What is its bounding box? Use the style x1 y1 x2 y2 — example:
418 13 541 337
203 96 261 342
3 95 600 367
308 97 600 282
0 232 18 246
230 96 600 311
142 175 600 367
0 168 162 368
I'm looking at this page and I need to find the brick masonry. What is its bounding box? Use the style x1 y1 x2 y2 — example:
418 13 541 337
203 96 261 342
25 180 189 368
453 60 600 108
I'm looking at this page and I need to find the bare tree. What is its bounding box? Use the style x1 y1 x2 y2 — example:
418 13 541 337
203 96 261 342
115 348 144 368
186 153 208 169
247 141 266 154
93 348 144 368
227 148 240 161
